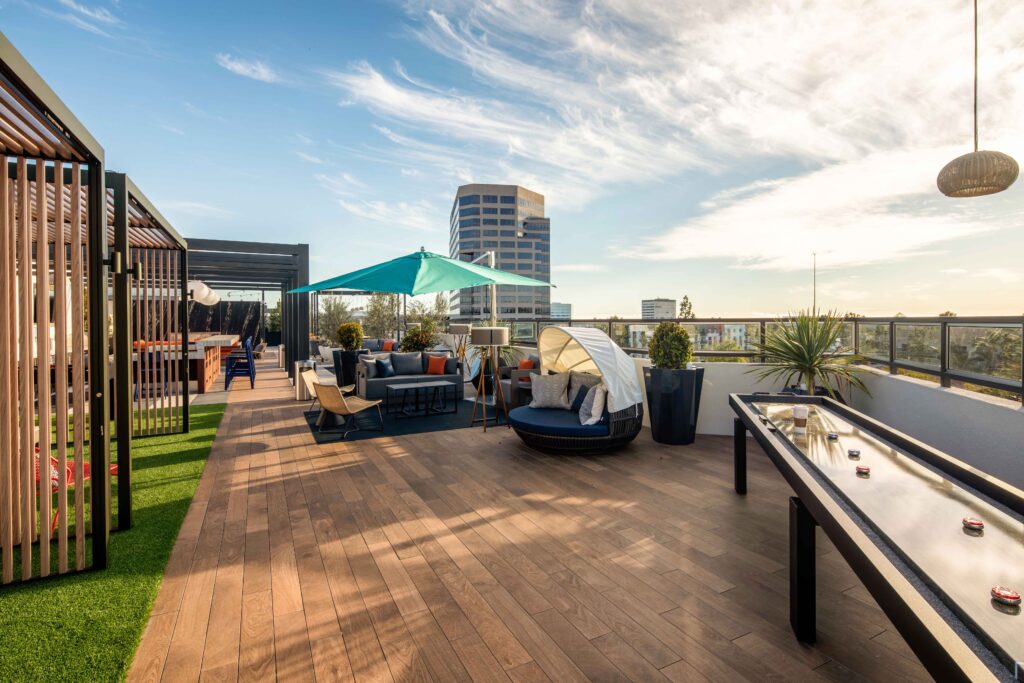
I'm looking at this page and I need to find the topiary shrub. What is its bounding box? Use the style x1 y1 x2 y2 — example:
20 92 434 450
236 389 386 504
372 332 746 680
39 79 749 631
648 321 693 369
337 321 363 351
399 325 438 352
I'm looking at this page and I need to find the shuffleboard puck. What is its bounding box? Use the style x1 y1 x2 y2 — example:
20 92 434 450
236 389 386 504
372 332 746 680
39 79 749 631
827 432 839 440
962 517 984 531
855 465 870 477
990 586 1021 606
847 449 861 458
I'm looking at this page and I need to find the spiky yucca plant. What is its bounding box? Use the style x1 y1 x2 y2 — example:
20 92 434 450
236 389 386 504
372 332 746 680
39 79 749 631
750 310 868 398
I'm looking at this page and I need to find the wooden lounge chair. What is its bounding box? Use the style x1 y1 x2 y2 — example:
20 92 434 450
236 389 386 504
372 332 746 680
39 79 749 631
313 382 383 438
301 368 351 411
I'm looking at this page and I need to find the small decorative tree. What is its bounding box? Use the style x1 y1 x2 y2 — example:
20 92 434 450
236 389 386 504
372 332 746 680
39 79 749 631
649 322 693 369
336 322 363 352
399 323 438 352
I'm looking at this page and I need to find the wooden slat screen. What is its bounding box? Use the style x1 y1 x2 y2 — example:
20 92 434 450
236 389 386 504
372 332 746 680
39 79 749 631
130 246 184 437
0 157 92 582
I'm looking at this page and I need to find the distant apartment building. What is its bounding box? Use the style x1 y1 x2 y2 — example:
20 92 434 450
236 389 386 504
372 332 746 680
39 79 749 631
449 184 551 319
642 298 676 320
550 302 572 320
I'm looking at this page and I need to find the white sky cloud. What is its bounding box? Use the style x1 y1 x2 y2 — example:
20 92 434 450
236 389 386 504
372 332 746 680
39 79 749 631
296 152 325 165
57 0 119 24
325 0 1024 269
215 53 281 83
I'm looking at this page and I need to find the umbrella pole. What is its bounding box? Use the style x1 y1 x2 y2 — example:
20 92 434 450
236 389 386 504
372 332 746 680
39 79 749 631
488 251 497 328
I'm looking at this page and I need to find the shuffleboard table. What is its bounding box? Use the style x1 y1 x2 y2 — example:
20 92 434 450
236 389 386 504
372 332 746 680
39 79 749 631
730 393 1023 682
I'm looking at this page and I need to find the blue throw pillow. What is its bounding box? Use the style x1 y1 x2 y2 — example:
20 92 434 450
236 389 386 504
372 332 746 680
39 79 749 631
376 357 396 378
570 385 589 413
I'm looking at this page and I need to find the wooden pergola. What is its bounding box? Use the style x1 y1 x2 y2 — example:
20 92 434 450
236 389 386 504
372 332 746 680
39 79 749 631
0 31 109 580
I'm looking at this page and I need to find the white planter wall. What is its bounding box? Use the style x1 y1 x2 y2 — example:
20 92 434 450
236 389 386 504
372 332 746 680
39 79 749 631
850 369 1024 488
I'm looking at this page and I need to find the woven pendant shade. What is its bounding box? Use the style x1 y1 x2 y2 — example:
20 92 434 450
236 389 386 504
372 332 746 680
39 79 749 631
937 0 1018 197
937 150 1019 197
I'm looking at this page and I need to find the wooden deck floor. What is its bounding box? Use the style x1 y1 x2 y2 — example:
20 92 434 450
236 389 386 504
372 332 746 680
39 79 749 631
128 358 929 682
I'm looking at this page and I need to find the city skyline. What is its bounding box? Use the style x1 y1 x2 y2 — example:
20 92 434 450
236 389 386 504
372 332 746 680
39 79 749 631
3 1 1023 317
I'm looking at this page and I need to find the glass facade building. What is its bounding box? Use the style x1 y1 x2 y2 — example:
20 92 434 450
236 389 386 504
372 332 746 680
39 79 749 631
449 184 551 319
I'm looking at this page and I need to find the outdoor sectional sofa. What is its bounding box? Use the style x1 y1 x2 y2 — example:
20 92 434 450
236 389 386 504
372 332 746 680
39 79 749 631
355 351 464 401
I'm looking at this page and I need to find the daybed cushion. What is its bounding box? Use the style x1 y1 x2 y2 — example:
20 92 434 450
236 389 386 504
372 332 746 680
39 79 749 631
569 371 601 400
579 384 607 426
391 352 423 375
529 373 570 409
509 406 610 438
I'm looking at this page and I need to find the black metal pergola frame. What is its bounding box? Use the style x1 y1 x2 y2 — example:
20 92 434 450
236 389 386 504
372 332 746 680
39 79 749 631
107 171 188 530
185 238 310 378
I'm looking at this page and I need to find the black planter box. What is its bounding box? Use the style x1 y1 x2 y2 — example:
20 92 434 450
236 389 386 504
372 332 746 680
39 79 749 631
265 330 281 346
333 349 363 387
644 366 705 445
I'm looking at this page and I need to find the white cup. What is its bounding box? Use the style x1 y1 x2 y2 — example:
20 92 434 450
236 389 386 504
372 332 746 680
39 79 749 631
792 405 809 434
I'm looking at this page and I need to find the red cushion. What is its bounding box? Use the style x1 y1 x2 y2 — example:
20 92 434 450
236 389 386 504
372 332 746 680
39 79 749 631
382 340 395 351
427 354 447 375
518 359 534 382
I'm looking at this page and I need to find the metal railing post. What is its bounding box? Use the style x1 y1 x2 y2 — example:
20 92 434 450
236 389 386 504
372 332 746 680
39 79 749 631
888 321 896 374
939 321 951 388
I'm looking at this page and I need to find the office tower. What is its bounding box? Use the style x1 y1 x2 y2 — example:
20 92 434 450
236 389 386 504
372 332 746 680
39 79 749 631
642 298 677 320
449 184 550 319
550 302 572 320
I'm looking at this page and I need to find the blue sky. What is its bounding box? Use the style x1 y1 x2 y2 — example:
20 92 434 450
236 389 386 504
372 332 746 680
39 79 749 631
4 0 1023 317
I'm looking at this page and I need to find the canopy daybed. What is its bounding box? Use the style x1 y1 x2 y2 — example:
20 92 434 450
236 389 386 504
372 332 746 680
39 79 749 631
508 326 644 454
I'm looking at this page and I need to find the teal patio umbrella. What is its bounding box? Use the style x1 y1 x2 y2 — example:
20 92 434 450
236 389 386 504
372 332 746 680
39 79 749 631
289 248 553 327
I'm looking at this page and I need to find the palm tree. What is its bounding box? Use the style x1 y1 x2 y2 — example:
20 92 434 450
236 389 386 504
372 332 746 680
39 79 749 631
749 310 868 398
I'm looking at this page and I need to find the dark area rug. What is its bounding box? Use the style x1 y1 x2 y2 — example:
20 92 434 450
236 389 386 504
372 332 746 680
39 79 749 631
303 401 505 443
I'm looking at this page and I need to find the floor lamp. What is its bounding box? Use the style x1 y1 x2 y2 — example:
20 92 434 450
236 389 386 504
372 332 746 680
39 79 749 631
449 323 471 370
470 326 510 432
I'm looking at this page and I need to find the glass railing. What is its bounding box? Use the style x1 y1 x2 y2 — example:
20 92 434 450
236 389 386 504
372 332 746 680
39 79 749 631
495 316 1023 402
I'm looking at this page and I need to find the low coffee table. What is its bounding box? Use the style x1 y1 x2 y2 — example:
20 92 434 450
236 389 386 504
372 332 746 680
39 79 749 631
386 381 458 418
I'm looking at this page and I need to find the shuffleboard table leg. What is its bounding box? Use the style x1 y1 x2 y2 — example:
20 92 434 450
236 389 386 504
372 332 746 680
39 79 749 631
790 496 817 643
733 418 747 495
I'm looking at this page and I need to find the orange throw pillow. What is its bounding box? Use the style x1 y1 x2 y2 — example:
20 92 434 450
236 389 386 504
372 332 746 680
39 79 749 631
518 358 534 382
382 340 395 351
427 354 447 375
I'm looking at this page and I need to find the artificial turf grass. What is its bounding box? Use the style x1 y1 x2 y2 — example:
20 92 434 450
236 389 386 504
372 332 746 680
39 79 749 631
0 403 226 682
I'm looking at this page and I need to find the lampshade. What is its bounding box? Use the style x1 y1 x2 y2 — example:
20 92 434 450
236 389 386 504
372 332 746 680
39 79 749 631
449 324 472 335
187 280 220 306
471 326 509 346
937 150 1019 197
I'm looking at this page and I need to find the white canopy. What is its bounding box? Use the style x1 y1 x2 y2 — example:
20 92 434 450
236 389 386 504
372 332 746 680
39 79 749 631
538 326 643 412
187 280 220 306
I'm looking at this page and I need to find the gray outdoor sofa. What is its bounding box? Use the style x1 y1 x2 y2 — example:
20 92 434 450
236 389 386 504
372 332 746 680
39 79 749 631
355 351 465 401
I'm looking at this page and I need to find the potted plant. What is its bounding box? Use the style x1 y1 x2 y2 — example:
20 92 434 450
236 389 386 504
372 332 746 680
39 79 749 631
398 321 438 352
335 321 364 386
749 310 868 399
645 321 704 445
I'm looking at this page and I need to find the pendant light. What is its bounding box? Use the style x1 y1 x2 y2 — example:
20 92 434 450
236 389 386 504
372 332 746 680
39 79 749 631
936 0 1018 197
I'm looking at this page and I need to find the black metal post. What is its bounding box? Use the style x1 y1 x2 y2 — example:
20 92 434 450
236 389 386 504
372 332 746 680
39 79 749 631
733 418 747 495
888 321 896 374
939 321 951 388
296 245 310 364
181 250 190 433
789 496 816 643
109 173 132 530
87 160 110 569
